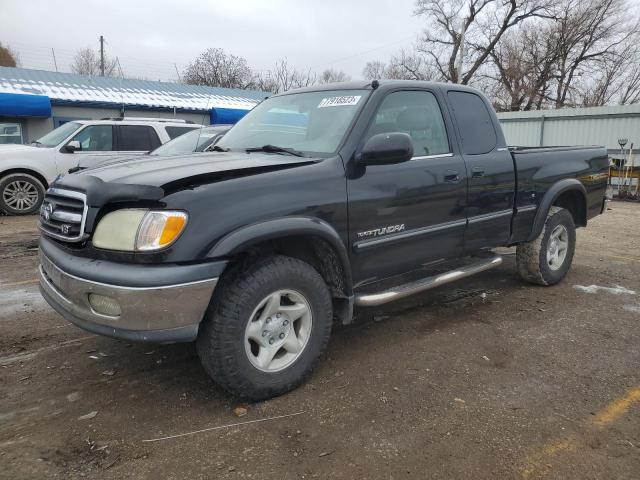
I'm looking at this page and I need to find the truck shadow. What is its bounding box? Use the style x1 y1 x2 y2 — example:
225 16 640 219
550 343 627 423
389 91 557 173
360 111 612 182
140 254 529 403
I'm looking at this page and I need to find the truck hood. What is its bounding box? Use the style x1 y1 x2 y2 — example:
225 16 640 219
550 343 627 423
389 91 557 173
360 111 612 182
79 151 321 191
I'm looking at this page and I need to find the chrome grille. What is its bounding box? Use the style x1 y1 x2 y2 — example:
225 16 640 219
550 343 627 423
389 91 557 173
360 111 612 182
39 188 88 242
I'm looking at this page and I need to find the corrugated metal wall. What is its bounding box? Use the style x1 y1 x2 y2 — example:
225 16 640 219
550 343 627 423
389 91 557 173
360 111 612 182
497 105 640 153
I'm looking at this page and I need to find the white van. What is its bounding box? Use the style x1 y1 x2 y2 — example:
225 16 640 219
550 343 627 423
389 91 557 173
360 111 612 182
0 118 199 215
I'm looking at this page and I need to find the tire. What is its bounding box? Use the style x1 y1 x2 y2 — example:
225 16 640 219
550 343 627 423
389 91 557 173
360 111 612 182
516 206 576 285
197 255 333 400
0 173 46 216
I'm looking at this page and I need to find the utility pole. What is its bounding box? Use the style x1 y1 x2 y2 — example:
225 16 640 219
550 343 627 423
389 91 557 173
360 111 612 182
456 20 466 84
100 35 105 76
51 48 58 72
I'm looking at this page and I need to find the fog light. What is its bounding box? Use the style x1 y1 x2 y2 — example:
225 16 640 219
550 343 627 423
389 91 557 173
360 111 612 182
88 293 122 317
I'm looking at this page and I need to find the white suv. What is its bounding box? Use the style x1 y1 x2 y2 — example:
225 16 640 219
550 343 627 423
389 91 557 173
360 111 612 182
0 118 200 215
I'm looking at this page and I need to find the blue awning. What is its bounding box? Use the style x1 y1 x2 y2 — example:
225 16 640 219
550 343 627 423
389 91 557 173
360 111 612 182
210 107 249 125
0 92 52 117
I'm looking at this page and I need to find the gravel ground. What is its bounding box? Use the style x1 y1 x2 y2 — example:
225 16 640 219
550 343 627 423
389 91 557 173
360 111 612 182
0 202 639 480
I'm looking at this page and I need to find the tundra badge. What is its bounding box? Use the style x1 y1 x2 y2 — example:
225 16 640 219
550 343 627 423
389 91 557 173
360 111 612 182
357 224 405 239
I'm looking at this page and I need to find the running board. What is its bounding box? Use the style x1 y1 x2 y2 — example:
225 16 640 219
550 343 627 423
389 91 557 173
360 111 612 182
354 255 503 307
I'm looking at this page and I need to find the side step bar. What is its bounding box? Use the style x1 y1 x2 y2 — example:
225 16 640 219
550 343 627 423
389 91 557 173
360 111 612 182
354 255 503 307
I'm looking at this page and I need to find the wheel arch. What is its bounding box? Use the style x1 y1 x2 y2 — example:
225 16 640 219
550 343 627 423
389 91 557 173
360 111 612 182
208 216 354 306
527 179 586 241
0 168 49 190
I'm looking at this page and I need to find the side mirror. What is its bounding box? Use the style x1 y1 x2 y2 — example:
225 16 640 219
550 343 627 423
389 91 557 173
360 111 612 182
64 140 81 153
357 133 414 166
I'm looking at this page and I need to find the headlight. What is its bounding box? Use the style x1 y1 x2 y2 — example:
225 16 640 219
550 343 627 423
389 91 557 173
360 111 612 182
92 209 188 252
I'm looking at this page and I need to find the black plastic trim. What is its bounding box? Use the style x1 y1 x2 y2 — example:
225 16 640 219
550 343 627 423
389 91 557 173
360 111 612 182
40 236 227 288
51 174 164 207
527 179 587 241
354 218 466 251
208 216 353 296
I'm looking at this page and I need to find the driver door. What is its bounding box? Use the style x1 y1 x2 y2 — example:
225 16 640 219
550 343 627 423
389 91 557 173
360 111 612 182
58 124 117 172
347 89 468 286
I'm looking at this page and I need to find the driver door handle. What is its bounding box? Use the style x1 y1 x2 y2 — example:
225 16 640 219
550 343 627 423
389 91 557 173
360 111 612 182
472 166 485 178
444 170 460 183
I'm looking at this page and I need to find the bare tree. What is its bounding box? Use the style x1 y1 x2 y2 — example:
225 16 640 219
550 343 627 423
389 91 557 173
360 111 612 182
619 63 640 105
0 42 18 67
362 51 434 80
318 68 351 84
482 0 640 109
362 60 388 80
487 22 560 110
549 0 637 107
71 47 117 76
255 59 318 93
365 0 640 108
183 48 254 89
387 50 434 80
414 0 554 84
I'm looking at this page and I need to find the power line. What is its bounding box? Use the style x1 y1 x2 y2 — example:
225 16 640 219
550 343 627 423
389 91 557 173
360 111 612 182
309 35 417 70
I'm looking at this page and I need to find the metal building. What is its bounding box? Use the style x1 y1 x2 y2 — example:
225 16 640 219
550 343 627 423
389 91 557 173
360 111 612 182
0 67 266 144
496 104 640 158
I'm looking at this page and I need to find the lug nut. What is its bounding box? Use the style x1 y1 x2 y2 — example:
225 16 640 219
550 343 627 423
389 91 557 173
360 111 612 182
279 333 285 339
283 320 289 326
269 338 275 345
276 313 281 318
262 330 268 337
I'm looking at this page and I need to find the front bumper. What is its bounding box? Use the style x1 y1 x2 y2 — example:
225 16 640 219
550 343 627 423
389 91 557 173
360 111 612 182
38 238 225 343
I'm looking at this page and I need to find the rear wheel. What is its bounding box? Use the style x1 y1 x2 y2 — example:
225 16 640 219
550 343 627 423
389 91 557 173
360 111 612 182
197 255 332 400
516 206 576 285
0 173 45 215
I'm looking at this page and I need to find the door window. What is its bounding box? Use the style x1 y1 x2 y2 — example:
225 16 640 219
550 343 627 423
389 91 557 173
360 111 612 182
447 91 497 155
117 125 161 151
365 91 450 157
165 126 199 140
72 125 113 151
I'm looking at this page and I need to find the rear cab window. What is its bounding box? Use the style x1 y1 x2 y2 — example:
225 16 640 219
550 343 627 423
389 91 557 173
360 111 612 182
447 91 497 155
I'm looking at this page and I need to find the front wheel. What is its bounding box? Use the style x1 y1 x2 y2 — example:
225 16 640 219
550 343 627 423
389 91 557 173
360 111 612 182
197 255 333 400
0 173 45 215
516 206 576 285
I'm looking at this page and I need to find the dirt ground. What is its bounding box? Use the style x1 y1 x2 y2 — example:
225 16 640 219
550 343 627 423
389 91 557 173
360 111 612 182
1 203 639 480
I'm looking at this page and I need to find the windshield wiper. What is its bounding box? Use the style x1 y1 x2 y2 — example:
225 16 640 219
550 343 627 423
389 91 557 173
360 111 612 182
245 144 305 157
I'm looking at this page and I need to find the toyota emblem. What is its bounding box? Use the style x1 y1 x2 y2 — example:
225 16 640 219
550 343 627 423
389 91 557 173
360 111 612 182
42 202 53 221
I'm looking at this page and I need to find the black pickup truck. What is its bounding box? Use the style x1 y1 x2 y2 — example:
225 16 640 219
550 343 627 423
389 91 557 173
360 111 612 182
38 81 609 400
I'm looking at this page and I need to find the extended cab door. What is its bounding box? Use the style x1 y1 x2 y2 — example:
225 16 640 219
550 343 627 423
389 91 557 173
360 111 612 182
446 90 515 252
347 89 467 285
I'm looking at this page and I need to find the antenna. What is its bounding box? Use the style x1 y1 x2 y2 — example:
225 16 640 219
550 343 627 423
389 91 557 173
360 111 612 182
195 91 211 152
116 57 125 116
51 48 58 72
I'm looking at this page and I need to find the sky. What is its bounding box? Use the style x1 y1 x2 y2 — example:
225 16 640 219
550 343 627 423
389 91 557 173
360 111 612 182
0 0 425 84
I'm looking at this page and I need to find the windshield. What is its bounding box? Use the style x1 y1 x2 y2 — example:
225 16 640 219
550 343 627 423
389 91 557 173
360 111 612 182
216 89 369 155
151 127 228 156
35 122 82 147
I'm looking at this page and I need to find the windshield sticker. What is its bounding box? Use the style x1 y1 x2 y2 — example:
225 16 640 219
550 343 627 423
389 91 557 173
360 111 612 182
318 95 362 108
